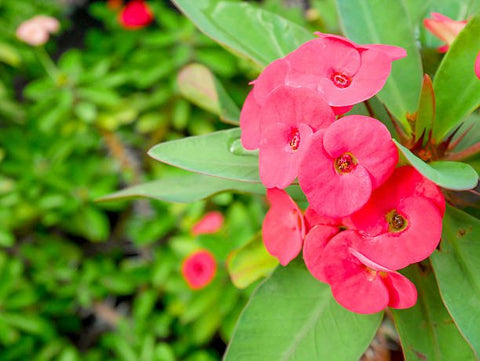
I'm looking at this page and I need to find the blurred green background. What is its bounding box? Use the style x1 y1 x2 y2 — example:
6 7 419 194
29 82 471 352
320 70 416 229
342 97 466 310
0 0 333 359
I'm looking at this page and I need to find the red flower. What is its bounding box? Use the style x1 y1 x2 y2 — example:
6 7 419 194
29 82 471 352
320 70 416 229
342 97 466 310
298 115 398 217
258 86 335 188
191 211 224 236
119 0 153 30
423 13 467 52
322 231 417 314
181 250 216 290
349 166 444 270
285 34 406 106
262 188 305 266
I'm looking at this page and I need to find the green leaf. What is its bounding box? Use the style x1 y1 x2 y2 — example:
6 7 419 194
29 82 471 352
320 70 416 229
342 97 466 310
224 260 382 361
336 0 423 129
171 0 314 66
177 63 240 124
148 128 260 183
432 14 480 141
227 234 278 289
0 42 21 67
403 0 432 26
415 75 435 145
431 206 480 356
98 170 265 203
391 263 476 361
394 140 479 190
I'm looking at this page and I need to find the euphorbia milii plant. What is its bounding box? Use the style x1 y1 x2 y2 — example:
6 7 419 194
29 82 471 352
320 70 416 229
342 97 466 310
121 0 480 359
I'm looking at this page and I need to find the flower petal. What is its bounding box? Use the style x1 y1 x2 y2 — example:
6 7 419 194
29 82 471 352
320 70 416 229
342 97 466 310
384 272 417 309
262 188 305 266
303 224 340 283
260 123 313 189
323 231 390 314
240 91 262 150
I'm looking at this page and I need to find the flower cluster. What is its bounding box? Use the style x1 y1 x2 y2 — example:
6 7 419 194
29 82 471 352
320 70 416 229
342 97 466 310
242 33 446 314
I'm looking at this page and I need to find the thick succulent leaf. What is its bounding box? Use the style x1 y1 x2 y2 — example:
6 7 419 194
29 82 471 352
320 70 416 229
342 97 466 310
432 14 480 141
431 206 480 356
171 0 314 66
97 170 265 203
148 128 261 183
415 75 435 145
336 0 423 129
394 140 479 190
224 260 382 361
392 263 476 361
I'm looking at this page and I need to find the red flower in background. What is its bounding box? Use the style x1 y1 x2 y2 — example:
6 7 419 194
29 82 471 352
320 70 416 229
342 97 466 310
423 13 467 52
262 188 305 266
191 211 224 236
181 250 217 290
119 0 153 30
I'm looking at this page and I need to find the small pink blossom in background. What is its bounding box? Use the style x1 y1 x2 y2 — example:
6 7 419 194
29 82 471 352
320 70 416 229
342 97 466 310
298 115 398 218
258 86 334 188
191 211 224 236
475 51 480 80
424 13 467 52
181 250 216 290
262 188 305 266
322 231 417 314
16 15 60 46
119 0 153 30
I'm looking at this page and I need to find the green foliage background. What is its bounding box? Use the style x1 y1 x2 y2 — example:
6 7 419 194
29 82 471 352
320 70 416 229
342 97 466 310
0 0 291 359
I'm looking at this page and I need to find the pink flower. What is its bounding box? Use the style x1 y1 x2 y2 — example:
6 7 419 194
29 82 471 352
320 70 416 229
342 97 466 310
322 231 417 314
303 209 344 282
258 86 335 188
181 250 216 290
475 51 480 80
191 211 224 236
119 0 153 30
348 166 444 270
298 115 398 218
262 188 305 266
16 15 60 46
424 13 467 52
285 34 406 106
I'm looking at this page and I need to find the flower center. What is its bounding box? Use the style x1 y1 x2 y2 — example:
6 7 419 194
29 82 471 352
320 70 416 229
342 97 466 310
386 210 408 233
289 129 300 151
193 263 205 274
331 72 352 88
334 153 357 174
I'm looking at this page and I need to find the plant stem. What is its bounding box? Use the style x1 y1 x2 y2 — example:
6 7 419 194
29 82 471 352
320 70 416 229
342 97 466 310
35 47 59 81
